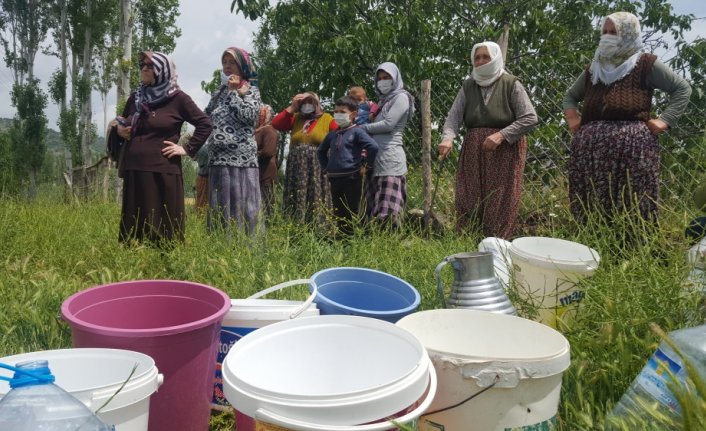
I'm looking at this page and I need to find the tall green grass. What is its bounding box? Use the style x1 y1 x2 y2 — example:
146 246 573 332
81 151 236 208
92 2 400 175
0 192 704 430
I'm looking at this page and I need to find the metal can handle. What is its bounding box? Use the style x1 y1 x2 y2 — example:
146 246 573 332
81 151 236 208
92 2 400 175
435 258 451 308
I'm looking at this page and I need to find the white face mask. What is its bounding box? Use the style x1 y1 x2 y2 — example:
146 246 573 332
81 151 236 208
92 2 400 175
377 79 394 95
300 103 315 115
597 34 621 60
334 113 351 128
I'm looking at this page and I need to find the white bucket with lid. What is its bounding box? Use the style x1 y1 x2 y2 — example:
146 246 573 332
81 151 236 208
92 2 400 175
509 236 600 329
213 279 320 410
396 309 570 431
222 314 437 431
0 348 162 431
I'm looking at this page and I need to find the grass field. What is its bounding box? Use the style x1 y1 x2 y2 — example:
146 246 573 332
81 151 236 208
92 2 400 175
0 191 704 430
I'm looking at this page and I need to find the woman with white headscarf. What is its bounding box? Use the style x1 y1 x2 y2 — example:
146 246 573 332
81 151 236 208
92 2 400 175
108 51 212 245
359 62 415 228
563 12 691 225
439 42 538 239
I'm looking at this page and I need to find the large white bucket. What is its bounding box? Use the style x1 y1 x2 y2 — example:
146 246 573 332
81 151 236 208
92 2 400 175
213 280 320 410
396 309 570 431
509 236 600 328
0 348 162 431
222 315 437 431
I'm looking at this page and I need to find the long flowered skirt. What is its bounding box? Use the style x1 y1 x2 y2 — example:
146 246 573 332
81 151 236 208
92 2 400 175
455 127 527 239
283 145 332 224
364 175 407 228
208 166 261 236
120 170 185 244
568 120 660 223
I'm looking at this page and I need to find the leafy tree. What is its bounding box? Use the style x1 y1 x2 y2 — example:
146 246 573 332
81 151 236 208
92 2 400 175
10 79 48 198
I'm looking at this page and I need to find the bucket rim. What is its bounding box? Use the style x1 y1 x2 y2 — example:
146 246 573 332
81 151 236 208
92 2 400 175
309 267 421 316
0 348 161 411
509 237 600 272
60 280 231 337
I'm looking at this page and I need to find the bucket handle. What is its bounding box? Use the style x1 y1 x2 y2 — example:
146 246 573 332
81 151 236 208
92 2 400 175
246 279 317 319
253 364 437 431
435 258 452 308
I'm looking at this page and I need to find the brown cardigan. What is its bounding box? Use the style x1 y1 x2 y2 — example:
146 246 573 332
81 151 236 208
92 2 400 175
256 125 279 185
115 91 212 176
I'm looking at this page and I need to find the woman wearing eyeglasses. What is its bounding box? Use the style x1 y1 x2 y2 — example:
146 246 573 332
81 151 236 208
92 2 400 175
107 51 212 245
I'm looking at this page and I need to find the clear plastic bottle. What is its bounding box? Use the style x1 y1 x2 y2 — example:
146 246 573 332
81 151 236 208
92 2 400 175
607 324 706 430
0 359 114 431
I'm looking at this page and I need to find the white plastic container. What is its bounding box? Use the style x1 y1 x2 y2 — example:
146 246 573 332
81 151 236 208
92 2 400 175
509 236 599 328
478 237 513 290
0 349 162 431
213 280 320 410
396 309 571 431
222 315 437 431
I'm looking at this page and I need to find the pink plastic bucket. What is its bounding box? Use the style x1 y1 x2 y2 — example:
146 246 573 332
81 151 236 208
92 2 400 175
60 280 230 431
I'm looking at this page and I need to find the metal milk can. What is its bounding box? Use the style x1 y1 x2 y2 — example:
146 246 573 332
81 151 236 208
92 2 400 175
436 251 517 315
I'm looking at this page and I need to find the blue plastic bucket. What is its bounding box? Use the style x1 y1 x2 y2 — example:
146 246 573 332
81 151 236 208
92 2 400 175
309 267 420 323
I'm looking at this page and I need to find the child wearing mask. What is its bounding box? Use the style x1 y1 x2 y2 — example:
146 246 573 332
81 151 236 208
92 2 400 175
317 96 379 236
348 86 379 125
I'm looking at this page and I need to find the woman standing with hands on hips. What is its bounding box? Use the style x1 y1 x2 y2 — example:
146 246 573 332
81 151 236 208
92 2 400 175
358 62 415 228
438 42 538 239
204 47 262 236
108 51 212 245
563 12 691 225
271 92 337 224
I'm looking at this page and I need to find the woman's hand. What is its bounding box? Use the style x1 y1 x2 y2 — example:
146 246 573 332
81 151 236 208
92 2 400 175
482 132 504 152
564 109 581 135
286 93 307 113
161 140 186 158
438 138 453 160
227 74 241 91
117 124 131 140
236 81 250 96
646 118 669 135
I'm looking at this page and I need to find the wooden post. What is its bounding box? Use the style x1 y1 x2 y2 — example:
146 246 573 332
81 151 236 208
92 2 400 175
421 79 432 230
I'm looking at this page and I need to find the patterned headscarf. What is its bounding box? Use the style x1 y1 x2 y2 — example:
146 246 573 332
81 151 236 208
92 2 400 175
256 104 273 130
222 47 256 83
132 51 180 135
374 62 415 119
590 12 644 85
471 41 505 87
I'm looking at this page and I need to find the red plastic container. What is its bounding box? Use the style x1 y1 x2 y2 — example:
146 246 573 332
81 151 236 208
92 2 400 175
60 280 230 431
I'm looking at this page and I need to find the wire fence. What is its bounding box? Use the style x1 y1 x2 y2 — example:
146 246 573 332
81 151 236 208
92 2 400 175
399 57 706 232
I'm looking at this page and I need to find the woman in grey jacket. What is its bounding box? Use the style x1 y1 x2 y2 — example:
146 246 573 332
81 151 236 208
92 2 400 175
359 62 414 228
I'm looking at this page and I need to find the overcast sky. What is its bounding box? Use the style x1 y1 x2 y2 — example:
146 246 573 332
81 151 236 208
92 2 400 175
0 0 704 135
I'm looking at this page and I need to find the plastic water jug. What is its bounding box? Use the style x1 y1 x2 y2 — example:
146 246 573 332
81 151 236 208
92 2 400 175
0 359 114 430
435 251 516 315
607 324 706 429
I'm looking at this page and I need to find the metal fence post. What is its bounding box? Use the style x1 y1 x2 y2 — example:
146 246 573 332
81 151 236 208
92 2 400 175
421 79 432 229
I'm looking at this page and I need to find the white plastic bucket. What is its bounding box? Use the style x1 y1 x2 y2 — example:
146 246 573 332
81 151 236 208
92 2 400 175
222 315 437 431
213 280 320 410
0 348 162 431
509 236 600 328
396 309 570 431
478 237 514 290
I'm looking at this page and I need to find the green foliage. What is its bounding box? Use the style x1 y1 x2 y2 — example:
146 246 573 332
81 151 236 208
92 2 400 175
9 79 48 178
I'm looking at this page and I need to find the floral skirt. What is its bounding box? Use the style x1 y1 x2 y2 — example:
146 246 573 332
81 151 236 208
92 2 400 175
568 121 660 222
283 145 332 224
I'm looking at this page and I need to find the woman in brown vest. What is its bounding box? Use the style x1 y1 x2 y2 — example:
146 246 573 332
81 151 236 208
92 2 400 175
563 12 691 225
438 41 538 239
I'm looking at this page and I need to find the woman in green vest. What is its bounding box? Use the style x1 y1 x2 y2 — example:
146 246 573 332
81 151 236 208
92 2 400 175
272 91 337 224
438 41 538 239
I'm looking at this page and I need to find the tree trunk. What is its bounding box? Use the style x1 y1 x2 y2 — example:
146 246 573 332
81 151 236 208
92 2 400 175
497 23 510 63
421 80 432 230
79 0 93 171
117 0 133 105
58 0 74 197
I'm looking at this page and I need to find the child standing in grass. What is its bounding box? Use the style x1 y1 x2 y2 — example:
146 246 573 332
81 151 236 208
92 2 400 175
317 96 379 236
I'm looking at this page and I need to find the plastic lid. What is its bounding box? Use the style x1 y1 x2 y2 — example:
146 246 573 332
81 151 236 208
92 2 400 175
0 360 56 388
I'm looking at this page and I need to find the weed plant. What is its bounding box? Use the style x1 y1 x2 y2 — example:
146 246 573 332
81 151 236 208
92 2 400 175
0 190 704 430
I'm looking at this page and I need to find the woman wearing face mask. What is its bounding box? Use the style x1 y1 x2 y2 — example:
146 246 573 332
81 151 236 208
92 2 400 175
203 46 262 237
358 62 415 228
563 12 691 226
107 51 212 245
271 91 338 223
438 41 538 239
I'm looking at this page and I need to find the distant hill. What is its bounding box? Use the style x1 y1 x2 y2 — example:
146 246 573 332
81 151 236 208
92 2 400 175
0 117 104 156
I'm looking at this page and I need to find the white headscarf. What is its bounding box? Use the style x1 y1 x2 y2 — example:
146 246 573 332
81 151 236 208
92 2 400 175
590 12 644 86
374 62 415 118
471 41 505 87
